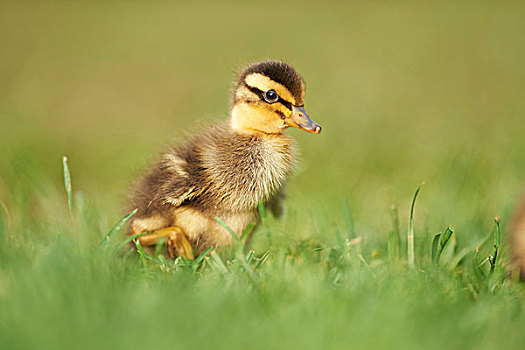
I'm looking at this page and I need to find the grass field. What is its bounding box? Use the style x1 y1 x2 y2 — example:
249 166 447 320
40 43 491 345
1 1 525 349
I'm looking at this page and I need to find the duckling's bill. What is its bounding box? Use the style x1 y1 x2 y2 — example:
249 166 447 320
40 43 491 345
285 105 322 134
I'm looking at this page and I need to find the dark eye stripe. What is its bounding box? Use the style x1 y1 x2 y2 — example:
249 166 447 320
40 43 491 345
244 83 293 111
278 99 292 111
275 110 286 119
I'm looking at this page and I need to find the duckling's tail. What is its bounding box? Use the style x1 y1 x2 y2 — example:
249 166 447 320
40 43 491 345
511 193 525 279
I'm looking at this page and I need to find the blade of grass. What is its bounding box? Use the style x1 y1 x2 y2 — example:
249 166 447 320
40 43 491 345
493 217 500 250
438 226 454 262
431 233 441 265
215 217 244 255
408 183 424 269
255 249 271 270
240 222 255 241
477 257 491 268
119 232 149 249
215 217 258 282
489 217 501 275
133 239 148 269
215 217 239 242
440 226 453 247
99 208 138 248
431 226 454 266
193 246 213 267
246 250 255 265
258 202 267 220
143 251 162 264
62 156 73 216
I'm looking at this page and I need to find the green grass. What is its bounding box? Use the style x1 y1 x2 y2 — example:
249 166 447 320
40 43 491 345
1 1 525 349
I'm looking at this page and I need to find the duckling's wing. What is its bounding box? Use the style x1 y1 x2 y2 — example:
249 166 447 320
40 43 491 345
129 152 202 217
160 179 200 207
156 153 203 207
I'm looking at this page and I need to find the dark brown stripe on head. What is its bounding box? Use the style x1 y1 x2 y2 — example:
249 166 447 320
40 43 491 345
239 60 305 104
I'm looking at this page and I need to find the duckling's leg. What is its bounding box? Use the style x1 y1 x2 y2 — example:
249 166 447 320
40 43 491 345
165 227 195 260
136 227 195 260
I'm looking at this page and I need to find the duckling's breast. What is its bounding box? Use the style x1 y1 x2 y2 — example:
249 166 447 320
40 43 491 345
200 132 295 212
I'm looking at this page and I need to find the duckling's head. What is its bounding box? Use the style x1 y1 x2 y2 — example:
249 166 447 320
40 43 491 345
230 60 321 135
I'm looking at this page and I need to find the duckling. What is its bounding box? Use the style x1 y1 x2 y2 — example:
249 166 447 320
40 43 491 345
128 60 321 259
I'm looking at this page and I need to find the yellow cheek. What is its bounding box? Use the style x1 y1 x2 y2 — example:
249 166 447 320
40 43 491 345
231 103 288 134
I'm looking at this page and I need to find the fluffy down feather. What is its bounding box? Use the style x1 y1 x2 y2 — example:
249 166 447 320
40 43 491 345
128 122 295 252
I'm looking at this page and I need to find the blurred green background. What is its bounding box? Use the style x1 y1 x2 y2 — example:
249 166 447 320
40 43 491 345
2 1 524 238
1 1 525 348
2 1 525 224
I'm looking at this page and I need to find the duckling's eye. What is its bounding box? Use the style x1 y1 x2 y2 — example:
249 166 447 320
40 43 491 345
264 90 279 104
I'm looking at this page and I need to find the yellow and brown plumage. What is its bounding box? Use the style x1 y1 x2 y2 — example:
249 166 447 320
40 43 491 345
128 60 321 258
